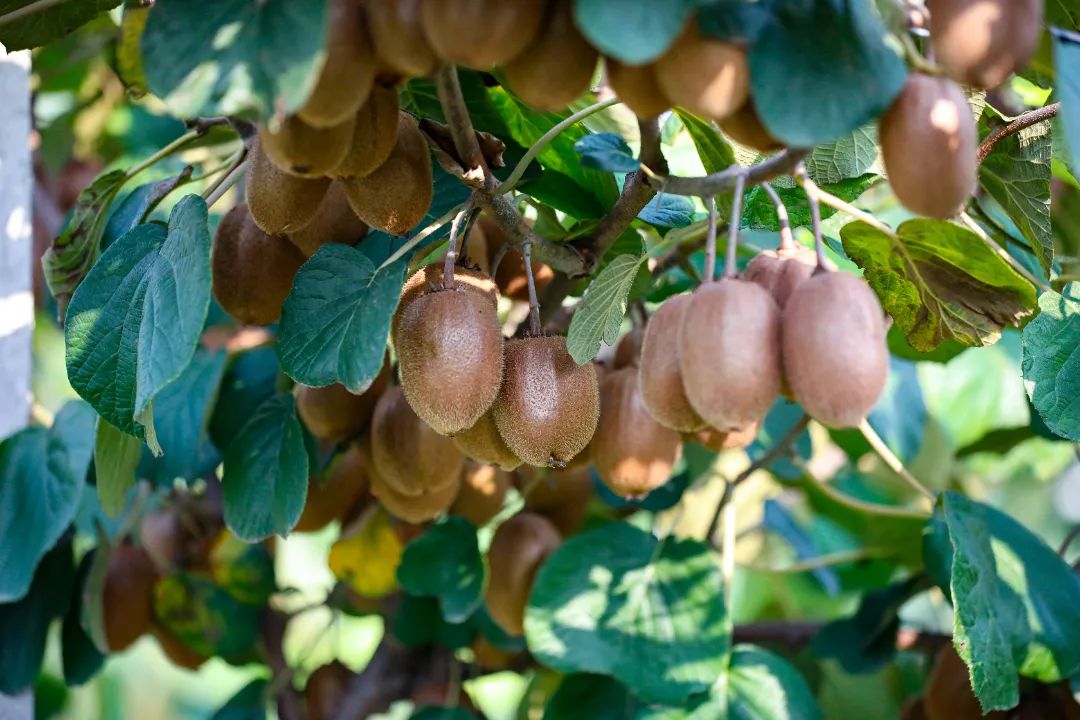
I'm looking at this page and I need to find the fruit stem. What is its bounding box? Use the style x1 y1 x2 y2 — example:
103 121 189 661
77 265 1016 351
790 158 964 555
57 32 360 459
977 102 1060 165
125 128 202 180
523 240 542 336
442 205 471 289
722 171 747 280
703 195 719 282
958 211 1052 292
380 202 466 272
760 182 794 250
0 0 69 28
791 454 932 519
202 155 249 209
795 164 829 272
858 418 936 502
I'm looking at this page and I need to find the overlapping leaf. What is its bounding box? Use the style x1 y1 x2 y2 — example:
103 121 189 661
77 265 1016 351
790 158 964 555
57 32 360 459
567 254 643 364
1022 284 1080 440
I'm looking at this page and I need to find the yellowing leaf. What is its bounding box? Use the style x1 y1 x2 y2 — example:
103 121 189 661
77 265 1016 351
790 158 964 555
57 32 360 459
329 507 402 598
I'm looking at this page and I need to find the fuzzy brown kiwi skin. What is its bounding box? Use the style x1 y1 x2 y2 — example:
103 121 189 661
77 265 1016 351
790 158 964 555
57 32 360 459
686 422 760 452
212 204 307 326
453 409 522 471
294 444 370 533
720 100 783 152
743 245 833 310
592 367 683 498
450 461 513 527
328 83 400 180
296 360 389 443
679 279 783 431
929 0 1043 90
370 385 464 496
654 22 749 121
363 0 438 78
492 335 600 468
394 285 505 435
394 264 498 339
605 58 670 118
501 0 599 111
297 0 375 128
485 511 561 636
879 73 976 219
103 543 158 651
246 138 331 235
258 114 356 178
305 661 353 720
782 272 888 429
518 465 594 536
420 0 545 69
638 294 707 433
341 112 432 235
362 435 461 523
481 216 554 301
286 182 369 257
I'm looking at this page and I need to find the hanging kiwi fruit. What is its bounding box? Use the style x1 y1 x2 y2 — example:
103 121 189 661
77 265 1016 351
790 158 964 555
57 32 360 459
638 294 707 433
286 181 369 256
297 0 375 128
605 58 670 119
654 22 749 122
103 543 158 651
258 113 356 178
743 243 830 310
419 0 545 69
295 361 389 443
369 385 465 496
453 410 523 471
294 444 370 533
364 0 438 78
928 0 1043 90
246 138 331 235
519 465 595 537
485 511 561 636
450 461 513 527
328 83 401 180
719 100 783 152
687 422 761 452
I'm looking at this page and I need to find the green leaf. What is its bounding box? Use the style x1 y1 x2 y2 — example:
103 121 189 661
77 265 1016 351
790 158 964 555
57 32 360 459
638 194 695 228
525 522 730 704
1054 29 1080 169
116 2 151 97
1022 284 1080 440
210 346 279 451
279 245 405 393
65 195 212 451
153 572 260 660
0 400 94 602
575 133 640 173
840 218 1037 351
544 674 637 720
141 0 328 118
93 418 142 519
210 679 268 720
61 551 105 686
0 0 120 51
750 1 907 146
742 174 876 231
573 0 695 64
410 708 475 720
42 169 127 315
222 394 308 542
567 254 643 364
675 109 737 174
397 518 485 624
802 125 881 185
101 169 194 251
979 119 1053 273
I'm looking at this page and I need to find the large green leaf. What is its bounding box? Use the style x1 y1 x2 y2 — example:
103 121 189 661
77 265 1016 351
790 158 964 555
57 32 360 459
545 674 637 720
397 517 485 624
93 418 142 519
61 551 105 686
567 254 644 364
979 120 1053 273
0 0 120 50
65 195 212 451
840 219 1037 351
525 522 730 704
0 400 94 602
573 0 695 64
1055 29 1080 169
743 174 876 231
278 245 404 393
1022 284 1080 440
141 0 327 118
222 394 308 542
750 0 907 147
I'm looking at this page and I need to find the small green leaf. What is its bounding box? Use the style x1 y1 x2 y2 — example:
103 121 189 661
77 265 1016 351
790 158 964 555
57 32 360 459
526 522 730 704
94 419 142 519
575 132 640 173
278 245 406 393
573 0 695 64
397 518 485 624
567 254 643 364
802 125 881 184
1022 284 1080 440
222 394 308 542
0 0 120 51
65 194 212 449
1054 29 1080 169
638 194 695 228
141 0 328 118
840 218 1037 351
675 109 736 174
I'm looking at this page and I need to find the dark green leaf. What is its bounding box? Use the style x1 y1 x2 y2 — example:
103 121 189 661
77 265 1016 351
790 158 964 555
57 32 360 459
567 254 643 364
397 518 485 624
93 418 142 519
747 399 811 482
750 1 907 146
209 346 279 451
153 572 260 660
1022 284 1080 440
0 400 94 602
222 394 308 541
0 0 120 51
573 0 695 64
697 0 773 44
410 708 475 720
210 679 268 720
278 245 406 393
62 551 105 686
392 594 473 650
544 674 637 720
526 523 729 704
575 133 640 173
65 195 212 451
141 0 328 118
840 219 1037 351
1054 29 1080 168
101 168 194 251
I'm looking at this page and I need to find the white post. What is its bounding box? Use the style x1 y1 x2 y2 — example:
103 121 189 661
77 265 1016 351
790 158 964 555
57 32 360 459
0 41 35 720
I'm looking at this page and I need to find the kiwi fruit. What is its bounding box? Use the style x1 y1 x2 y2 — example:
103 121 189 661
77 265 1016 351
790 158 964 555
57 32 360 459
679 280 783 431
395 263 498 338
258 113 356 178
246 138 331 235
781 272 888 428
480 216 554 301
212 204 307 326
485 511 561 635
151 623 207 670
612 327 642 370
720 100 783 152
501 0 599 111
453 410 522 471
364 0 438 78
879 73 976 219
294 444 370 532
342 111 433 235
394 281 505 435
605 58 670 118
305 660 353 720
743 245 828 310
592 367 682 498
654 22 749 121
450 460 513 527
638 294 706 433
298 0 375 128
368 440 462 523
296 360 389 443
929 0 1042 89
103 543 158 651
923 646 1004 720
492 335 600 468
287 181 369 256
139 506 182 572
370 385 465 496
328 83 401 180
687 422 760 452
420 0 545 69
519 465 594 536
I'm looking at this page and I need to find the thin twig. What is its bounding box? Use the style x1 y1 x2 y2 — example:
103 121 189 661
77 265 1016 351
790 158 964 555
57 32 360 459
795 164 829 270
760 182 794 249
732 620 950 651
442 205 471 288
0 0 69 28
434 65 490 186
723 172 747 279
703 196 719 283
126 129 200 180
379 203 466 271
977 103 1060 164
858 419 935 501
1059 524 1080 557
203 158 248 208
523 240 542 336
201 147 247 205
647 148 810 198
958 211 1051 292
791 455 931 519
